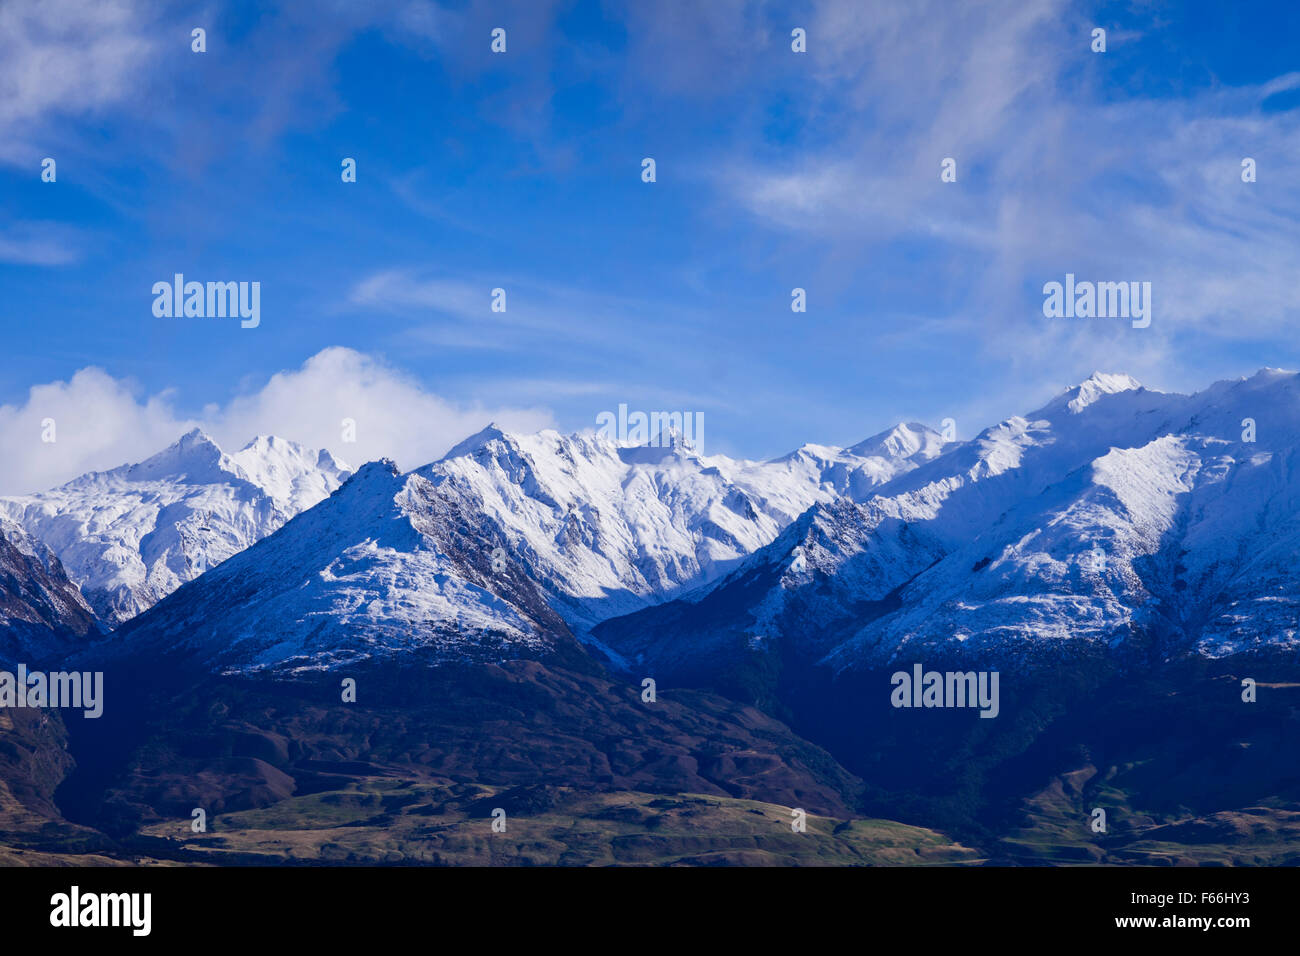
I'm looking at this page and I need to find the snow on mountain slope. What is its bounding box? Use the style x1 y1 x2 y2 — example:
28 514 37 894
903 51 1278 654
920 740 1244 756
831 369 1300 666
595 370 1300 675
55 366 1300 681
105 459 575 675
92 421 949 676
0 430 350 625
422 421 946 631
0 516 98 664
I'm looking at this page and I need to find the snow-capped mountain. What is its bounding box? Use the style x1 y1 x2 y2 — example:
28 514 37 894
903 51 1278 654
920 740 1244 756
423 421 944 633
0 516 98 664
104 458 578 674
97 422 944 675
0 430 351 625
594 369 1300 677
79 367 1300 680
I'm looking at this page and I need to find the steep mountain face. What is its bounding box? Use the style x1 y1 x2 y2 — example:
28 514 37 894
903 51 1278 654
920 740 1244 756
423 422 944 637
0 430 350 626
60 458 874 849
0 517 98 665
594 370 1300 679
104 460 582 675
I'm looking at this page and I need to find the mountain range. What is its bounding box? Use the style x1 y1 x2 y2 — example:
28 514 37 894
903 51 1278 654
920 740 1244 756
11 368 1298 678
4 369 1300 866
0 413 946 669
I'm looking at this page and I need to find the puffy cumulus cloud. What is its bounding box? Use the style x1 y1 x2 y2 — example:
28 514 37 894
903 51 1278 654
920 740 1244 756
204 347 554 472
0 367 194 496
0 347 554 495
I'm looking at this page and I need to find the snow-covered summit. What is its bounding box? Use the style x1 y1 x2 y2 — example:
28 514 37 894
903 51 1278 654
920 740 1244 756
0 432 351 625
420 419 947 630
1053 371 1145 414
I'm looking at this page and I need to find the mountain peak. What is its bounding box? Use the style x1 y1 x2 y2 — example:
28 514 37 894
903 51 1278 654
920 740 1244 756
317 447 348 473
618 430 699 465
1079 371 1142 392
4 429 355 625
1057 372 1143 414
239 434 294 453
648 425 696 451
847 422 941 460
346 458 403 482
123 428 230 483
776 442 840 464
441 422 513 461
1243 367 1297 384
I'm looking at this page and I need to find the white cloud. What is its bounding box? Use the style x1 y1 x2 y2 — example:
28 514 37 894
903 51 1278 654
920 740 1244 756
347 267 715 357
0 367 192 496
0 0 155 152
0 0 574 172
0 347 554 495
350 271 487 322
720 0 1300 345
206 347 553 472
0 221 81 265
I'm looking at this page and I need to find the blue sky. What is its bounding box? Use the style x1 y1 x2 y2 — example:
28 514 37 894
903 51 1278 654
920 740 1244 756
2 0 1299 491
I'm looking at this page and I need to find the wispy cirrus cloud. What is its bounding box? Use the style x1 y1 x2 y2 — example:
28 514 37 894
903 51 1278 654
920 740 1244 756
349 267 715 354
0 0 574 173
0 0 155 133
687 0 1300 420
722 1 1300 322
0 221 81 265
